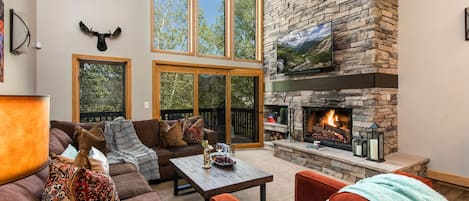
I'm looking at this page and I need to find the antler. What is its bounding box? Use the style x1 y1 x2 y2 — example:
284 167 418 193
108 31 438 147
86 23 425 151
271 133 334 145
79 21 96 34
112 27 122 37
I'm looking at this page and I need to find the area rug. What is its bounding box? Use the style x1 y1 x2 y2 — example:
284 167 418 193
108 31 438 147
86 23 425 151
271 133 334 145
151 149 308 201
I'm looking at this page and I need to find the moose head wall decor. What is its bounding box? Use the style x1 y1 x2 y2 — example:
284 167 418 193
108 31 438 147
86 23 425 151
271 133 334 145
79 21 121 51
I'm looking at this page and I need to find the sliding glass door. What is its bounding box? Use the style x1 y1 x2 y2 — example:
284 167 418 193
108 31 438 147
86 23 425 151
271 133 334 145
230 75 259 144
198 72 227 143
159 72 194 119
153 64 263 147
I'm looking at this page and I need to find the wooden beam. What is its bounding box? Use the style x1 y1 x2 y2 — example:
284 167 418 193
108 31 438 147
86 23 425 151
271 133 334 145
265 73 398 92
427 169 469 188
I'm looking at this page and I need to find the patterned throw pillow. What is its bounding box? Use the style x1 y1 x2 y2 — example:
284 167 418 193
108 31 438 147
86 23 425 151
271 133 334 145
183 118 204 144
42 160 118 201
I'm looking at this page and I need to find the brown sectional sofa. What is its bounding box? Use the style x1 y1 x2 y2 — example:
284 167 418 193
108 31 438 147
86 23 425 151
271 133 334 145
0 118 217 201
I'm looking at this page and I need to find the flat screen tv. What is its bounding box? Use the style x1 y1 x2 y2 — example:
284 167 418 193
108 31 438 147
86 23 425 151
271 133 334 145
277 21 334 74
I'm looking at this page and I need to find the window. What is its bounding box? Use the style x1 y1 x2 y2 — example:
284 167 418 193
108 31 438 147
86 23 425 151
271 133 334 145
153 62 264 147
197 0 225 56
151 0 262 62
160 71 194 119
152 0 190 53
234 0 256 60
72 55 131 122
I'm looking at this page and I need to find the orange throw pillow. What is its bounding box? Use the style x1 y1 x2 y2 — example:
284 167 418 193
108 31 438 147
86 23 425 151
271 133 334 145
75 124 108 155
161 120 187 147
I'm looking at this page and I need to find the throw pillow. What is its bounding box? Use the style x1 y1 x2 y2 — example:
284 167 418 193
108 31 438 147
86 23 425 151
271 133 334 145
53 152 105 175
75 124 109 155
183 118 204 144
73 150 92 169
61 144 78 160
42 160 118 201
89 147 110 175
160 120 187 147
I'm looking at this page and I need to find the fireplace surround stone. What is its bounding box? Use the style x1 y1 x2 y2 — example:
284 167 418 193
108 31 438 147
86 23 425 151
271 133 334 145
264 0 399 155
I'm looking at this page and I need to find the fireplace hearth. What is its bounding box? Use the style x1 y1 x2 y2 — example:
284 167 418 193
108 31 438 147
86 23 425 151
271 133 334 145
303 107 352 151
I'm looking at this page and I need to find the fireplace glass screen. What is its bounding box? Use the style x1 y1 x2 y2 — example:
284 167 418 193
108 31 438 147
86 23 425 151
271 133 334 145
303 107 352 151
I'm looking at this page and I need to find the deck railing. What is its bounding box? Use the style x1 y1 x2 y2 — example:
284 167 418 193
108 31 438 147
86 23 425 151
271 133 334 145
161 108 257 141
80 108 257 142
80 111 124 122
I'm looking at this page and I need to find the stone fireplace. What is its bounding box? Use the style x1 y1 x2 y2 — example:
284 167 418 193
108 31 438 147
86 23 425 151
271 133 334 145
303 107 352 151
262 0 429 184
264 0 399 155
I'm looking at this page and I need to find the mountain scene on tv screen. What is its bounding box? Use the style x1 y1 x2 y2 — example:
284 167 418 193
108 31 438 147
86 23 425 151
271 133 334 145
277 22 332 74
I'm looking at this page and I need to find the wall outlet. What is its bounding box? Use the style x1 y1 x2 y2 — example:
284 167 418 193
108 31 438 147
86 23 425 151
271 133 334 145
144 101 150 109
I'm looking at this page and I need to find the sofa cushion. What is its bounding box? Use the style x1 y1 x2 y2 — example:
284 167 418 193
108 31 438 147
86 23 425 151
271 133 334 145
121 192 161 201
0 166 49 201
50 121 98 146
109 163 138 176
49 129 66 155
153 147 173 166
50 128 73 148
50 120 77 139
132 119 160 148
113 172 153 200
168 144 203 158
0 176 44 201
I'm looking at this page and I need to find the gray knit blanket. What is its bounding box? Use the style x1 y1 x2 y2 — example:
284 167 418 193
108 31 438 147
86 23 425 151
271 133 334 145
104 117 160 180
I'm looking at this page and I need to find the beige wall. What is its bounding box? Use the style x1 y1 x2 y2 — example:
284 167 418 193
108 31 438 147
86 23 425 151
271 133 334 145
0 0 36 94
399 0 469 177
36 0 261 121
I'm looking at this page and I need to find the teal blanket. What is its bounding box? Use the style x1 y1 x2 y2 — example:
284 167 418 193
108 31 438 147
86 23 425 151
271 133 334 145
338 174 447 201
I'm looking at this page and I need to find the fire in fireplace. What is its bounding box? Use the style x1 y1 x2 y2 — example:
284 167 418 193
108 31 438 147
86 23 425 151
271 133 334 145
303 107 352 151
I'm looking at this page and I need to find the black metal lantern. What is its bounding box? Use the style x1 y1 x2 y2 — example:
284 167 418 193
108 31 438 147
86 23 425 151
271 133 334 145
352 136 366 157
366 122 385 162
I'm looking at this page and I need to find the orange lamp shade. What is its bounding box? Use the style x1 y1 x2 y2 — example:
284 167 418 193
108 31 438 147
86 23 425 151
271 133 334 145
0 95 50 185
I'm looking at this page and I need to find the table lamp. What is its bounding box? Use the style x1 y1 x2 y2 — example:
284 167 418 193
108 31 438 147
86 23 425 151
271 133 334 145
0 95 50 185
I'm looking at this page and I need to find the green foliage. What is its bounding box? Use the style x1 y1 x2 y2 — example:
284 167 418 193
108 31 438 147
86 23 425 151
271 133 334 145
198 0 225 56
279 107 287 124
198 74 226 108
308 48 332 64
234 0 256 60
231 76 255 109
159 73 256 111
153 0 188 52
79 62 125 113
160 72 194 110
277 44 305 70
278 37 332 72
153 0 256 59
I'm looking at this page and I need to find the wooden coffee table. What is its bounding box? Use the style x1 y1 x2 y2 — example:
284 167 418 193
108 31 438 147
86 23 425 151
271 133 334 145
169 154 273 201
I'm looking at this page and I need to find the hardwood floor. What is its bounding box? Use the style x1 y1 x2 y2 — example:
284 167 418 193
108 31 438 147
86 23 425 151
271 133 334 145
434 181 469 201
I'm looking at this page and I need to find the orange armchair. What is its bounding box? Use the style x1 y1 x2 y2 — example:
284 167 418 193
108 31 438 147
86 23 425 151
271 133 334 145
210 193 240 201
295 170 433 201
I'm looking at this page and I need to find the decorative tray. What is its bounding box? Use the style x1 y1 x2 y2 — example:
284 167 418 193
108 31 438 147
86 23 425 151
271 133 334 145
211 153 236 167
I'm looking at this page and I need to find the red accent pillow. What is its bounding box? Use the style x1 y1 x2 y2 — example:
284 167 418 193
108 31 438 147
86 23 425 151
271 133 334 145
183 119 204 144
42 160 119 201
